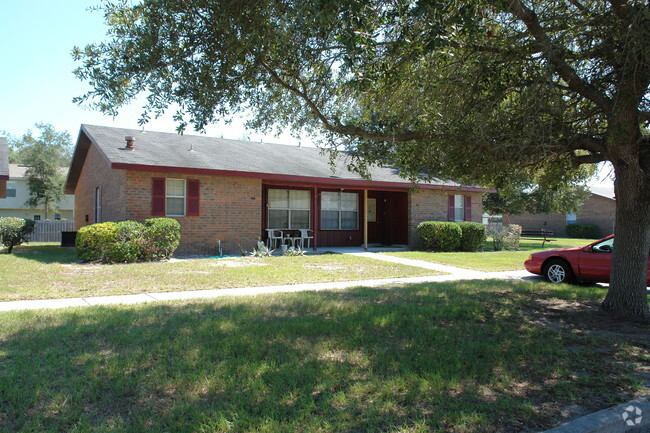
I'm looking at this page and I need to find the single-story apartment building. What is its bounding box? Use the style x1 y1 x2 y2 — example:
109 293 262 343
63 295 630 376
65 125 486 255
507 186 615 237
0 137 8 198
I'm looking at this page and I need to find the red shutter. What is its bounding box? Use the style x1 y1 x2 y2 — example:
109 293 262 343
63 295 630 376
187 179 200 216
464 195 472 221
152 178 165 216
447 195 455 221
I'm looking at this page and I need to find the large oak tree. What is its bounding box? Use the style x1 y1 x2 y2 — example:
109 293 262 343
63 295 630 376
74 0 649 321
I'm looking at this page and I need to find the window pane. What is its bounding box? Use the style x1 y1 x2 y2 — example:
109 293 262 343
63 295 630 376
341 192 358 211
321 210 339 229
167 179 185 197
321 192 339 210
455 208 464 222
167 197 185 216
291 210 310 229
268 189 289 208
6 182 16 197
454 194 464 208
269 209 289 228
289 190 310 209
341 211 358 229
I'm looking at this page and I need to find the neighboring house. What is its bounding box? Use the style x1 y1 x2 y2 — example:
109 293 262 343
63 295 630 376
0 164 75 220
507 186 616 237
65 124 486 255
0 137 8 199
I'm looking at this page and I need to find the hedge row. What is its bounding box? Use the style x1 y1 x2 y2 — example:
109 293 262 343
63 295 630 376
566 223 601 239
76 218 181 263
0 217 35 253
416 221 487 252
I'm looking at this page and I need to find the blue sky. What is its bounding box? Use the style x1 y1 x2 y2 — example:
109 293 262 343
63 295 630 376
0 1 613 188
0 1 300 145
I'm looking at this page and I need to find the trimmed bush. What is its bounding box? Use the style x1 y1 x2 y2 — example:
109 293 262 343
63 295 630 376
566 223 601 239
108 221 147 263
142 218 181 260
76 222 119 261
417 221 462 252
457 222 487 252
0 217 35 253
76 218 180 263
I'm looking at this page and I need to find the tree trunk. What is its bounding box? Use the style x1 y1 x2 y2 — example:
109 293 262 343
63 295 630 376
601 158 650 323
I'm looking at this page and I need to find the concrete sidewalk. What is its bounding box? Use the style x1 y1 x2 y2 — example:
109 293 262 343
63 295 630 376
0 251 538 312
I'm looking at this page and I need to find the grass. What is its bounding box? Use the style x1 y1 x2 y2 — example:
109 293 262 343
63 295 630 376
0 280 644 433
381 237 593 272
0 244 439 302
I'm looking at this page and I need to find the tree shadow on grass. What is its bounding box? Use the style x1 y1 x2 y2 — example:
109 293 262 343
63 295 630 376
8 244 77 264
0 282 637 433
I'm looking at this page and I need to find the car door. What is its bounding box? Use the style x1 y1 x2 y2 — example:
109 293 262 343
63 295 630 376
577 237 614 282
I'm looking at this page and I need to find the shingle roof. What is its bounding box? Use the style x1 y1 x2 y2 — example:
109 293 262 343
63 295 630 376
66 124 480 193
0 137 8 180
589 185 615 200
9 164 68 179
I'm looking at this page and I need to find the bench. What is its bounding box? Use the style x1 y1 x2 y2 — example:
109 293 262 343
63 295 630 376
521 229 555 248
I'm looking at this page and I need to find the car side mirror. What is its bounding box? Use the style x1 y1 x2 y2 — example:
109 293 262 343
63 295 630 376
582 246 593 252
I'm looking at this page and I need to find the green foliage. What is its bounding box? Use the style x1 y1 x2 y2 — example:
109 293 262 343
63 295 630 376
457 222 487 252
76 218 180 263
283 246 306 256
251 241 274 257
566 223 601 239
142 218 181 260
0 218 35 253
9 124 72 219
76 222 119 262
417 222 462 252
483 183 593 215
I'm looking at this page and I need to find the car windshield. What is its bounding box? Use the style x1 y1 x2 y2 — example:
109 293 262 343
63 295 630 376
592 237 614 252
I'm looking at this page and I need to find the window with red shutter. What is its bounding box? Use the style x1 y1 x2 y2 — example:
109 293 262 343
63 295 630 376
187 180 200 216
464 196 472 221
152 178 166 216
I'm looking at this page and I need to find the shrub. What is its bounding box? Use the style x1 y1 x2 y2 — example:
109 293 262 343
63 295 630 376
457 222 487 252
417 221 462 252
76 222 119 261
566 223 601 239
0 217 35 253
108 221 147 263
142 218 181 260
488 224 522 251
76 218 180 263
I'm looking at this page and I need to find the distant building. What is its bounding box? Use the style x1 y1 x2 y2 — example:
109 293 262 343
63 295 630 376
507 186 615 237
0 164 74 220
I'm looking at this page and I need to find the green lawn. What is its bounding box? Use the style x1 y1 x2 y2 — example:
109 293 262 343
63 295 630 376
0 244 439 302
0 280 643 433
381 237 594 272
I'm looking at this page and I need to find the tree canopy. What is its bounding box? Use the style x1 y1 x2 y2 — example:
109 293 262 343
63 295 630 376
74 0 649 321
9 124 72 219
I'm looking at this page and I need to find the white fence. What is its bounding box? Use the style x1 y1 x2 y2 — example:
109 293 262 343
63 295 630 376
29 220 74 243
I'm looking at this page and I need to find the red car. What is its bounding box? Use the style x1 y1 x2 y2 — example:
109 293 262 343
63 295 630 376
524 235 650 285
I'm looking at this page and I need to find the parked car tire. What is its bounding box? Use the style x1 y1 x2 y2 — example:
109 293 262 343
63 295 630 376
543 259 575 284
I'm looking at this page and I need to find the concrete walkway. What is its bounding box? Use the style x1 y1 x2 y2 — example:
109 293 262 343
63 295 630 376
0 251 538 312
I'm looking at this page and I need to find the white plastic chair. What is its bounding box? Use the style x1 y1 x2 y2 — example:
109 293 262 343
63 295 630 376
299 229 314 249
266 229 283 249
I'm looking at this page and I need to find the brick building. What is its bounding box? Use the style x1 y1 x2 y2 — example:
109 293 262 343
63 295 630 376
65 125 485 255
507 186 615 237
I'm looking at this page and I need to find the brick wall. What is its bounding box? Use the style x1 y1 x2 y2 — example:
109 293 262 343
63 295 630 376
125 171 262 255
408 189 483 248
507 194 615 237
576 195 615 236
73 144 126 229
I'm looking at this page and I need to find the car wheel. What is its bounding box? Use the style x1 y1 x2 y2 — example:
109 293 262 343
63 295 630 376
543 259 574 284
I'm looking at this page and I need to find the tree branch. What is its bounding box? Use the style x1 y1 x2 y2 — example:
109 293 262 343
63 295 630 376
572 153 607 166
256 58 426 142
507 0 613 114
